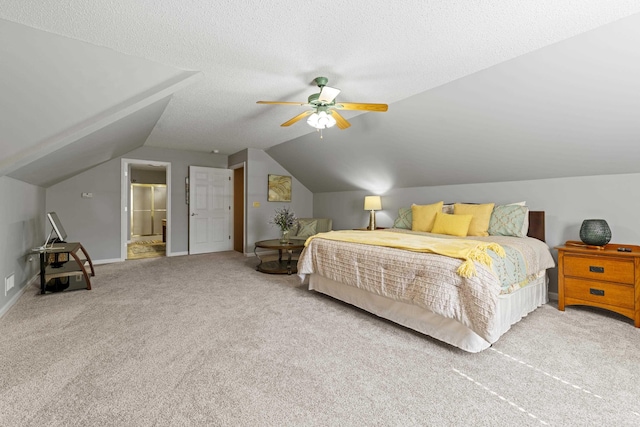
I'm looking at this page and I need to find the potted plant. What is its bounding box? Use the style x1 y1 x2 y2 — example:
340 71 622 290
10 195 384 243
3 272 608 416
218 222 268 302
270 207 298 243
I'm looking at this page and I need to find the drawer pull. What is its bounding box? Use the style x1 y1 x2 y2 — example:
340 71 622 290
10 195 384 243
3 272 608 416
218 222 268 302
589 266 604 273
590 288 605 296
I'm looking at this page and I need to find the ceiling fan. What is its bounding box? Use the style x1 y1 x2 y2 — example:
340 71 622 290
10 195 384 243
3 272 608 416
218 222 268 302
257 77 388 136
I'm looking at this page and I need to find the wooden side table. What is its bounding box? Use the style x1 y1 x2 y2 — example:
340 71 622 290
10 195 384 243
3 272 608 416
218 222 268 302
556 242 640 327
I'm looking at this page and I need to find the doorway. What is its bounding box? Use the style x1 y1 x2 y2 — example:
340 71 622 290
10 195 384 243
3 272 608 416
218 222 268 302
232 164 245 253
121 159 171 261
128 182 167 259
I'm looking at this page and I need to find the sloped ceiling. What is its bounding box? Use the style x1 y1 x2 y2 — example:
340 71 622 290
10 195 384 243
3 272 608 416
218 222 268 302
1 2 640 190
268 13 640 192
0 19 199 186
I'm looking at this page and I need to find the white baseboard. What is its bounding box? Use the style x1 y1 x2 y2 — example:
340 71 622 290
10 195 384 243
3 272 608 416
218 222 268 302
95 253 188 262
168 251 188 257
0 274 38 319
93 258 123 265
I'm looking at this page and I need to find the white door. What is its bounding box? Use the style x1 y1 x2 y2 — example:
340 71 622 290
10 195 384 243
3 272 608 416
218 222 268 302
189 166 233 254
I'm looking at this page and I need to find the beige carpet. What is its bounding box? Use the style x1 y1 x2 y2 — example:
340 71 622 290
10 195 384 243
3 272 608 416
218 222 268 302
1 252 640 426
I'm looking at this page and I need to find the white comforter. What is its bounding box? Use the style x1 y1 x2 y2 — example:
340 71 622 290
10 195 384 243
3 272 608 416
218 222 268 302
298 231 554 343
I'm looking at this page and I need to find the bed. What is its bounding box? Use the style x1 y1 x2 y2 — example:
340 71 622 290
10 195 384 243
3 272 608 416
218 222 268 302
297 209 555 353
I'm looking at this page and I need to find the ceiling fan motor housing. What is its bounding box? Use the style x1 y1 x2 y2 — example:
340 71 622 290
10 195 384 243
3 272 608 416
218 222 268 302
308 92 333 107
313 76 329 88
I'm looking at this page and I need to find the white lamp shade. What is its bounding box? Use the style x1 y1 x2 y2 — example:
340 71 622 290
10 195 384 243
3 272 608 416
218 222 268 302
307 111 337 129
364 195 382 211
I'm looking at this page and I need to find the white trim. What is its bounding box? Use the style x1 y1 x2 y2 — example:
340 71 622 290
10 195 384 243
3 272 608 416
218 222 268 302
548 291 558 301
0 275 37 319
168 251 188 257
93 258 123 265
121 159 171 261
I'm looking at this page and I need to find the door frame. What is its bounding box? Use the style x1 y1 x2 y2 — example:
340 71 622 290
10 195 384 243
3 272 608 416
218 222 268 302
230 161 246 254
120 159 171 260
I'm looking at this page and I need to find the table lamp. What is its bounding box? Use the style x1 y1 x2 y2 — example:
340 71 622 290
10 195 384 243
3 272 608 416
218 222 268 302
364 196 382 230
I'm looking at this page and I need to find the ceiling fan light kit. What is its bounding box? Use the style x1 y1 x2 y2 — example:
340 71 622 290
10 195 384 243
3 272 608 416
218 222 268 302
257 76 388 137
307 110 336 129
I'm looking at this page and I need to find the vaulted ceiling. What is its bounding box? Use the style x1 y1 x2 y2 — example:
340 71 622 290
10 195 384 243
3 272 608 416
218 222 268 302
2 2 640 191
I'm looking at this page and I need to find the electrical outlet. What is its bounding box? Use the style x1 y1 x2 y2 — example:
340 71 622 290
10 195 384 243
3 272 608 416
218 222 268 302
81 192 93 198
5 274 15 295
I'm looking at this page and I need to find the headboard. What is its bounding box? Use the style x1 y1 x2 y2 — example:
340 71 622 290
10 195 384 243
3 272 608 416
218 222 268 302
527 211 545 242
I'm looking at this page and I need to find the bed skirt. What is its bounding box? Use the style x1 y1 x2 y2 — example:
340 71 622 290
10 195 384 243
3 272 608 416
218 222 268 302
308 273 548 353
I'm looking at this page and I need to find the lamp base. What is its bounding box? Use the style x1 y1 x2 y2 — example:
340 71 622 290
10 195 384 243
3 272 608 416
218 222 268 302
368 210 376 230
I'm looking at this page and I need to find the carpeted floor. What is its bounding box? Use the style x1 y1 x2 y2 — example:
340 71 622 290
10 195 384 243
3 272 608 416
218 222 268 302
1 251 639 426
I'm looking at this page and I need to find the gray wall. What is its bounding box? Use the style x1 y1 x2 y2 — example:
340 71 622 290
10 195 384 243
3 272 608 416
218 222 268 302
0 176 45 316
313 172 640 295
46 146 227 262
244 148 313 251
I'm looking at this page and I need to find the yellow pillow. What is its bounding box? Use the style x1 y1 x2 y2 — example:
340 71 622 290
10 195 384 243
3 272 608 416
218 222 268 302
431 212 473 237
453 203 495 236
411 201 444 232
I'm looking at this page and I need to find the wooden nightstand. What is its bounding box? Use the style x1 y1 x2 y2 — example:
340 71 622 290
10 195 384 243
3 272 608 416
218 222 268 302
556 242 640 327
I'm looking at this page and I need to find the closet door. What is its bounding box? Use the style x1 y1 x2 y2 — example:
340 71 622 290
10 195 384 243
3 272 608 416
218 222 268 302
131 185 153 236
153 185 167 235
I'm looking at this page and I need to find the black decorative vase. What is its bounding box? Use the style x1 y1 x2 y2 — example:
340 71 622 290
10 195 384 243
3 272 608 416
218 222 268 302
579 219 611 246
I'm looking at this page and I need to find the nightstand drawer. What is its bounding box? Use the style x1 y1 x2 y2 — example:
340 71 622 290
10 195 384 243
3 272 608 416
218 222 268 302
563 254 634 284
564 278 634 309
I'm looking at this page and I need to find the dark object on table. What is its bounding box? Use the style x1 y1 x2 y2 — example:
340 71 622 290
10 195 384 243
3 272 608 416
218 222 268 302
579 219 611 246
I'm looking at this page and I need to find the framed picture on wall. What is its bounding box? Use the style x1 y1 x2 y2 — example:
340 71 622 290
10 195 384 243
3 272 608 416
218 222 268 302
268 174 292 202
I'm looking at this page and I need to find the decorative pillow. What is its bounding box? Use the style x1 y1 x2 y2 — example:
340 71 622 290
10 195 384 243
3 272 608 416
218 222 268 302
431 212 473 237
393 207 412 229
507 202 529 236
453 203 495 236
411 201 444 232
296 219 317 238
489 205 528 237
442 204 454 214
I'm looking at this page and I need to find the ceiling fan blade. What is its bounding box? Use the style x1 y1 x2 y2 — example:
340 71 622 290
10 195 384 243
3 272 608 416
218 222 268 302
281 110 313 127
335 102 388 112
318 86 341 103
257 101 308 106
331 110 351 129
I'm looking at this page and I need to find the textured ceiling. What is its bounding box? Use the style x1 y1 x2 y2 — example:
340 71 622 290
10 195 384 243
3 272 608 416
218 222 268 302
268 11 640 192
3 0 640 159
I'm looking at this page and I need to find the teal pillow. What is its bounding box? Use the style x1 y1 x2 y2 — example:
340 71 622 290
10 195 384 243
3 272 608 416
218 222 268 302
296 219 317 238
393 207 412 229
488 205 528 237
